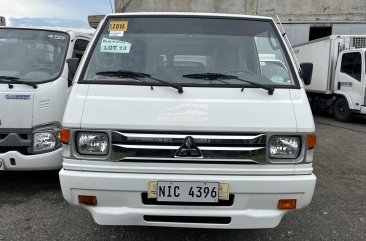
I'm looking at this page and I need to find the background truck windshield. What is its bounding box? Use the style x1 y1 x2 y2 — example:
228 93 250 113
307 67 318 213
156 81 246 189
0 29 69 83
83 16 297 87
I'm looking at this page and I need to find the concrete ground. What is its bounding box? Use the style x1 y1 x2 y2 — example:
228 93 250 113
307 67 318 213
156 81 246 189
0 113 365 241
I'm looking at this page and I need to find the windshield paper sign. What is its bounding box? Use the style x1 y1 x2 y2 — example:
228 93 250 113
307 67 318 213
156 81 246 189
108 21 128 37
100 38 131 53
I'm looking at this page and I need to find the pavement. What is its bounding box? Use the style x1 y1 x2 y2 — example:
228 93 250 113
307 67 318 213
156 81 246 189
0 113 365 241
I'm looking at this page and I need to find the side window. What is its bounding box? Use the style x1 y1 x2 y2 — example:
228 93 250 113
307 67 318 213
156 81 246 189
340 52 361 82
72 39 89 61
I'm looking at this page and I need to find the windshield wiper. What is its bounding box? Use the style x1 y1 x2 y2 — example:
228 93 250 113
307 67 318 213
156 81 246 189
182 73 274 95
0 76 38 89
0 76 19 80
95 70 183 94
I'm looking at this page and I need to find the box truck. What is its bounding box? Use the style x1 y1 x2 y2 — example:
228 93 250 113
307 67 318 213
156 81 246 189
294 35 366 121
59 12 316 229
0 27 92 170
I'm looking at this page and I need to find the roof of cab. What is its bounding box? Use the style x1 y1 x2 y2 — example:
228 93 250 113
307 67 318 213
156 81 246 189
104 12 273 21
0 26 94 35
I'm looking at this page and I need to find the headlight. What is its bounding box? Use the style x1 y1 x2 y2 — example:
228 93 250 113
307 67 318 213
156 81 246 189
77 132 109 155
269 136 300 159
33 132 57 153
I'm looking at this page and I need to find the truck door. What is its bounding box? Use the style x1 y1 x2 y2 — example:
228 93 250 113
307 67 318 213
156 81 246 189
336 51 364 110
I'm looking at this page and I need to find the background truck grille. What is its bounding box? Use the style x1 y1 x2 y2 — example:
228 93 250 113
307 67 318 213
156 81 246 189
111 131 266 164
0 131 32 155
351 37 366 49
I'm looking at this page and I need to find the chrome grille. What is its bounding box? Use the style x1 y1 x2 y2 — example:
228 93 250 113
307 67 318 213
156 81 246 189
111 132 267 164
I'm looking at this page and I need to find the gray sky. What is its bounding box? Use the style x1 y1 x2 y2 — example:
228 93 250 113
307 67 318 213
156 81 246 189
1 0 113 28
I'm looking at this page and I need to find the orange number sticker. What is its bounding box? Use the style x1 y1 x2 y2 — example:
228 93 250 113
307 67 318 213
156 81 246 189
109 21 128 32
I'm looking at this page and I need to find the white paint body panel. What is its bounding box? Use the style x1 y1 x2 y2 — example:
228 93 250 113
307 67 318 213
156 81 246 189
60 169 316 229
1 149 62 171
294 38 333 93
0 80 71 129
77 85 298 132
0 85 34 128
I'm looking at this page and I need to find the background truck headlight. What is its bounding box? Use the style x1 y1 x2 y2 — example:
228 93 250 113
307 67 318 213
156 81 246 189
269 136 300 159
76 132 109 155
33 132 57 153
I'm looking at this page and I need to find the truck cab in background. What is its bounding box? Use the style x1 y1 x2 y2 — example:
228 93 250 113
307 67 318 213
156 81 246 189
294 35 366 122
0 27 92 170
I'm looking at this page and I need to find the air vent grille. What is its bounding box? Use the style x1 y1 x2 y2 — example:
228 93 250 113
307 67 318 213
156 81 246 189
351 37 366 49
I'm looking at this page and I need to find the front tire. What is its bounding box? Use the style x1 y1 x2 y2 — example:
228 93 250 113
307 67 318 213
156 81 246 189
333 97 353 122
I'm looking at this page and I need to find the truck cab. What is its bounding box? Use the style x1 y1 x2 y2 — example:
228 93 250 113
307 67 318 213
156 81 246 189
0 27 92 170
295 35 366 121
59 13 316 229
334 48 366 120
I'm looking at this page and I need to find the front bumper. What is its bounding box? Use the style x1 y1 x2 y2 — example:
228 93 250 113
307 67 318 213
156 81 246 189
59 169 316 229
0 148 62 171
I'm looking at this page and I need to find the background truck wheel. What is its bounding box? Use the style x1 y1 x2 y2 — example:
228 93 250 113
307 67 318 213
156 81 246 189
333 98 353 122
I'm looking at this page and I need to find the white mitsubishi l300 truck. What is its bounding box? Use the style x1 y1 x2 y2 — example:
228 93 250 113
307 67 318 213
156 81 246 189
59 13 317 229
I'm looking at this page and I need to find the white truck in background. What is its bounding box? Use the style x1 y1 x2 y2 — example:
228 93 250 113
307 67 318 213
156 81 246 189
294 35 366 121
0 27 92 170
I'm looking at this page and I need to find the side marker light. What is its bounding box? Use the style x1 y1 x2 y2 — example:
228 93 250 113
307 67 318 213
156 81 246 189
278 199 297 210
78 195 97 206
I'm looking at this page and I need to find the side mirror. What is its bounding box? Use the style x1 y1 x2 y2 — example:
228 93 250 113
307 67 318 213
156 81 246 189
66 58 80 87
299 63 313 86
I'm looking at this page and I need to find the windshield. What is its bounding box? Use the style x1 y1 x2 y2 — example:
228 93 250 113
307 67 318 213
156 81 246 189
0 29 69 83
83 16 297 87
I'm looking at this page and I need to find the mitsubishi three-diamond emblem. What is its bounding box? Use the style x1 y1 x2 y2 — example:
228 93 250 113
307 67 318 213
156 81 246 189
175 136 202 157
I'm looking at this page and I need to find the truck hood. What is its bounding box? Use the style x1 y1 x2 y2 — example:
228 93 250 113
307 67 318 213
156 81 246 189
0 79 68 129
63 85 310 133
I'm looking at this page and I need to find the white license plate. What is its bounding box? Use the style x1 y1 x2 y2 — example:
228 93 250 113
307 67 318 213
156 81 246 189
0 158 4 170
157 181 219 203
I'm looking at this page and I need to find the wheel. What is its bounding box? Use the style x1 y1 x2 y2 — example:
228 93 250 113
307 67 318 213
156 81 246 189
333 97 353 122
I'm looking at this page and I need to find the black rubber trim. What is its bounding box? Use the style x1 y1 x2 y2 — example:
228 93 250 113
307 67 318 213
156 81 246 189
141 193 234 206
120 159 256 164
0 146 30 155
79 80 300 89
0 133 32 147
143 215 231 224
0 128 32 134
112 130 263 135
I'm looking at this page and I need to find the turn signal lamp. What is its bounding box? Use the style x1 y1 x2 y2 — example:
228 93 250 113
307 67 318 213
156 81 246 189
278 199 297 210
60 129 71 144
78 195 97 206
307 134 317 149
